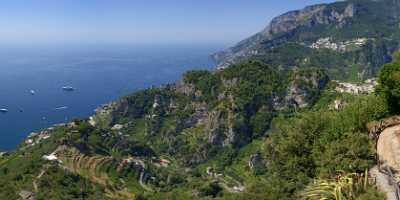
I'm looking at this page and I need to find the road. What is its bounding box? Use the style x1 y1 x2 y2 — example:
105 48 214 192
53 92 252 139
132 159 153 191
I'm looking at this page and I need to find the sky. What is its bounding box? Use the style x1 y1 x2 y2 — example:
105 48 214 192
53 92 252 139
0 0 338 46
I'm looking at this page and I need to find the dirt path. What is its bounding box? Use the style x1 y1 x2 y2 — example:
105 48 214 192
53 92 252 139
33 166 49 193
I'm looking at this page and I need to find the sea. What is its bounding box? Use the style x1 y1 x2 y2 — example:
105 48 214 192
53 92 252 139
0 44 221 150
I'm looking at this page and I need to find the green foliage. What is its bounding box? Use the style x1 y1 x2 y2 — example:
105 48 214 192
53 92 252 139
250 109 273 138
225 0 400 81
256 43 374 80
377 59 400 113
209 146 237 171
392 51 400 63
354 188 385 200
199 182 223 198
264 94 388 198
0 54 386 200
301 171 384 200
36 166 106 200
313 133 373 175
183 70 222 102
222 60 284 113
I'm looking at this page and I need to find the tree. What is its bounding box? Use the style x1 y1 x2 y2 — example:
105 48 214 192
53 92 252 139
392 51 400 63
199 182 222 197
377 61 400 113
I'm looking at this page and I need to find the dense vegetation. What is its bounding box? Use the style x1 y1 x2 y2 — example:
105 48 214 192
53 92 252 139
0 56 390 199
261 94 387 199
4 0 400 198
377 51 400 113
255 42 388 82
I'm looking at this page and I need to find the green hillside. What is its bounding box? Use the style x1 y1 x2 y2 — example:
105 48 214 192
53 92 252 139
3 0 400 199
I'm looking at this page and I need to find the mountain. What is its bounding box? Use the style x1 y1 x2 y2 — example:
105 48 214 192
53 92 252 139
0 1 395 200
213 0 400 81
0 61 333 200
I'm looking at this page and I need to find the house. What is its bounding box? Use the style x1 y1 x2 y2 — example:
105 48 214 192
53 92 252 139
18 190 35 200
111 124 124 131
25 139 34 145
159 158 171 167
334 79 376 95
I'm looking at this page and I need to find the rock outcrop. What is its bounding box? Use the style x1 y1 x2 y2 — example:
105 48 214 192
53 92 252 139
283 70 329 109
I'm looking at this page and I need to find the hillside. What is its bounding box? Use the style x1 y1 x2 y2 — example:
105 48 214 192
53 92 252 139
0 61 331 199
0 61 388 200
2 0 400 199
213 0 400 81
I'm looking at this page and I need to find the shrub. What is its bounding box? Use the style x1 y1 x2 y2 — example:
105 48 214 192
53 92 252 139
300 171 384 200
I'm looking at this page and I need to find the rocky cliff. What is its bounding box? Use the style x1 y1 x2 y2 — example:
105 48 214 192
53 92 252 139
93 61 328 155
213 0 400 80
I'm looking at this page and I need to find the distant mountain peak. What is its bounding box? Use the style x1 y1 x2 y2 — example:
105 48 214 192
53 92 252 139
212 0 400 80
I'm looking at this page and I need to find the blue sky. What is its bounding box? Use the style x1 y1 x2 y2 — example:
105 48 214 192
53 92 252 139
0 0 338 45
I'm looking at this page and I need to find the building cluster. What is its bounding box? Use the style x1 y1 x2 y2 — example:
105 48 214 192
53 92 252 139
335 78 377 95
309 37 368 52
25 128 54 146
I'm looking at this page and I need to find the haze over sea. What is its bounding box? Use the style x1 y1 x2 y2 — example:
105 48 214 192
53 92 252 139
0 44 220 150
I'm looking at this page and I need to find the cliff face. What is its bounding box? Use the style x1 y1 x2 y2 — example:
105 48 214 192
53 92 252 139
212 0 400 80
92 61 328 161
212 3 354 66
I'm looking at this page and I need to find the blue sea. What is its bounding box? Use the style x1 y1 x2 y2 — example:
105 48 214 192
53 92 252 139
0 44 220 150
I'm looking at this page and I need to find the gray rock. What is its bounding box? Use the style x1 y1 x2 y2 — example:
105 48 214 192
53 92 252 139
212 3 355 68
19 190 35 200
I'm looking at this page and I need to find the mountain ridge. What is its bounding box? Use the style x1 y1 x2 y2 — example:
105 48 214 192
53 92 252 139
212 0 400 80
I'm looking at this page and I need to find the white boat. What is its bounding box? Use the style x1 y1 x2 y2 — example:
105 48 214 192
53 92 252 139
0 109 8 113
62 86 74 91
55 106 68 110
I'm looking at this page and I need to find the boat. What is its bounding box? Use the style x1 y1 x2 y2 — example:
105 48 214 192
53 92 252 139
30 90 35 95
62 86 74 91
55 106 68 110
0 109 8 113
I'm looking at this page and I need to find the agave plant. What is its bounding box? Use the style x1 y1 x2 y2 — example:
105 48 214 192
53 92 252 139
301 170 372 200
